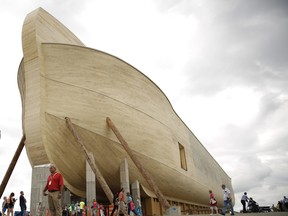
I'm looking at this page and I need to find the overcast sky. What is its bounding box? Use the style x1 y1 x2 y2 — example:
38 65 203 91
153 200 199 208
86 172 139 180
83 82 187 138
0 0 288 212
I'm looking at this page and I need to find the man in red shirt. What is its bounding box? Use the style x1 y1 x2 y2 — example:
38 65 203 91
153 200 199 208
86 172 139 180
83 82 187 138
42 164 64 216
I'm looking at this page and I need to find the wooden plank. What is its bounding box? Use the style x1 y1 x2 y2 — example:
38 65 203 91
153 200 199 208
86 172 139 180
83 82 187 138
65 117 113 204
106 117 170 210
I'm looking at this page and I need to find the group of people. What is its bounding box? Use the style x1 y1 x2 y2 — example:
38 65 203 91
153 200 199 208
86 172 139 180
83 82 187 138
43 164 142 216
61 188 142 216
110 188 142 216
242 193 288 213
208 184 234 216
42 164 250 216
62 200 85 216
210 185 288 215
62 199 113 216
1 191 27 216
90 199 105 216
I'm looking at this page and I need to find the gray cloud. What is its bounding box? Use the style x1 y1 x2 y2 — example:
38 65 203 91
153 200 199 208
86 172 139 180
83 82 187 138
233 156 272 192
170 0 288 97
165 0 288 208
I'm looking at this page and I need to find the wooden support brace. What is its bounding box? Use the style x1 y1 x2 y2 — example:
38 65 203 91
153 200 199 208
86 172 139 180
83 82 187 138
65 117 113 204
0 135 26 198
106 117 171 210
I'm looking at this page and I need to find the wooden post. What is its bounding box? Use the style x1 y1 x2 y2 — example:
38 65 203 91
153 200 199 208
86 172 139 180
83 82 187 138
0 135 26 198
65 117 113 204
106 117 171 210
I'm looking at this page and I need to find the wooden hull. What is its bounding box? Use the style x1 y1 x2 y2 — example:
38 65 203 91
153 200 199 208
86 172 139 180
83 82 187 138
18 8 234 206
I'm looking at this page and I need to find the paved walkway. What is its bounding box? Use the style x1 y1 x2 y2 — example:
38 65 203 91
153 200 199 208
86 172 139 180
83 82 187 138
189 212 288 216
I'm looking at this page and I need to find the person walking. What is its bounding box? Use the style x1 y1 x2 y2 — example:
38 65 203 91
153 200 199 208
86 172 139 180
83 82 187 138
19 191 27 216
126 192 138 216
209 190 218 215
69 202 75 216
283 196 288 211
42 164 64 216
91 199 98 216
79 200 85 216
75 202 80 216
7 193 16 216
98 204 104 216
118 188 125 216
221 184 234 215
2 196 8 216
241 192 248 213
110 191 119 216
135 196 142 216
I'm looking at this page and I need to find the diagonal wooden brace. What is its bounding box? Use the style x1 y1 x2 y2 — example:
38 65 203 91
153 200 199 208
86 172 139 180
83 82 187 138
106 117 171 210
65 117 113 204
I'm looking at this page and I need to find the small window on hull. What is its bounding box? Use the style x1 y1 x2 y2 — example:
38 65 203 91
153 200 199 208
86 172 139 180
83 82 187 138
179 143 187 171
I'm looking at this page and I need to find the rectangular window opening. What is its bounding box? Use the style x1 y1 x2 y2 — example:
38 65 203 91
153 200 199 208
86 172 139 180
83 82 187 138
179 143 187 171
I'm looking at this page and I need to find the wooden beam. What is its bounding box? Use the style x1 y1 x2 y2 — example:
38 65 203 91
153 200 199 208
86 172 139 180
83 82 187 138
0 135 26 198
65 117 113 203
106 117 171 210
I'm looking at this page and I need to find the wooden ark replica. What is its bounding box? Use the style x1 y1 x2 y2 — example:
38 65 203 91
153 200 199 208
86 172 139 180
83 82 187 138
18 8 234 215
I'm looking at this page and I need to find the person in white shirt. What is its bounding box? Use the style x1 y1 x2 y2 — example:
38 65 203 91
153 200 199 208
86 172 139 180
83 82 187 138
221 184 234 215
241 192 249 213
